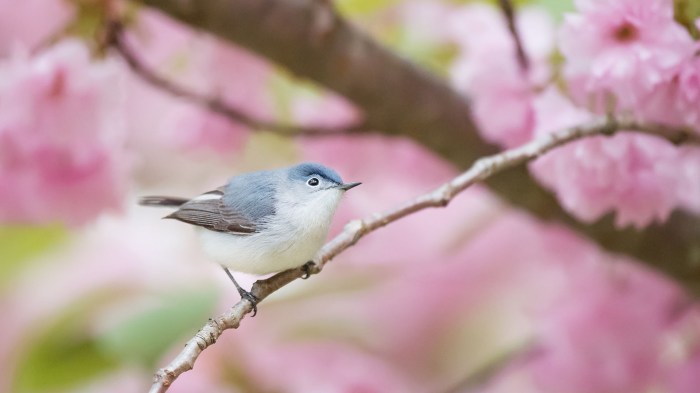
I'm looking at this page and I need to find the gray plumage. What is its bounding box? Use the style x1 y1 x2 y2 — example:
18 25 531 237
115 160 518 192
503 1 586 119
138 162 360 276
139 163 349 236
221 170 278 224
162 170 279 235
164 189 256 234
287 162 343 184
139 162 360 314
138 196 189 207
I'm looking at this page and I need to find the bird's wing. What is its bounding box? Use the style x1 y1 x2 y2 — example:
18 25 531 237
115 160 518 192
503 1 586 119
164 189 257 234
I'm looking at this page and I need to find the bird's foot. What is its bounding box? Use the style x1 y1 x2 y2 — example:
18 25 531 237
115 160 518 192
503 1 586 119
301 261 316 279
223 267 259 316
237 288 259 317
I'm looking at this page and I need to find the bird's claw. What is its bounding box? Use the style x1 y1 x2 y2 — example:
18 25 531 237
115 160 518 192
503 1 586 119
301 261 315 279
238 289 259 317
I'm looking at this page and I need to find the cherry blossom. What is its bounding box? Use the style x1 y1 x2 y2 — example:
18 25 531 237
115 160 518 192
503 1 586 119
529 88 683 227
560 0 694 112
0 0 74 56
0 40 128 225
449 4 555 147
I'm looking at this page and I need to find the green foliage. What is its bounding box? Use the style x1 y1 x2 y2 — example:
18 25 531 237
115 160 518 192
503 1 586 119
12 292 120 393
0 226 67 290
12 285 217 392
675 0 700 38
335 0 577 76
476 0 574 14
532 0 575 21
336 0 403 16
98 289 219 368
383 25 459 76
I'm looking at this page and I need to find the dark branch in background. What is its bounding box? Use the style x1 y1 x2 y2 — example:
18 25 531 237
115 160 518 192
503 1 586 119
139 0 484 160
497 0 529 71
104 20 367 136
137 0 700 294
148 118 700 393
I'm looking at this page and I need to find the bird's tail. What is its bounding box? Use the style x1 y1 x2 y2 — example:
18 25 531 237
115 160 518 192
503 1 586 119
138 196 189 207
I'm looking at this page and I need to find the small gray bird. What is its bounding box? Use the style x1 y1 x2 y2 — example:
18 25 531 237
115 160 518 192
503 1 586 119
140 162 360 314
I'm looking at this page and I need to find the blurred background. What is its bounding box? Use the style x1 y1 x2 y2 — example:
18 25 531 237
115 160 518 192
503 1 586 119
2 0 700 392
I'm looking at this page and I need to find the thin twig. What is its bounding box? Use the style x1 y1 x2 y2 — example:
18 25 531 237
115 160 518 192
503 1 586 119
148 118 698 393
104 20 367 136
497 0 529 72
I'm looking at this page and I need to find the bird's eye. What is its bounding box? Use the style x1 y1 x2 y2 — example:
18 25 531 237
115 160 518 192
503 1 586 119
307 177 320 186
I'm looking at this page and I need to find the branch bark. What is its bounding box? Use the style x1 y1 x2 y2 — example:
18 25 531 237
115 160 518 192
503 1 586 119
148 119 699 393
138 0 700 293
105 20 367 136
497 0 529 71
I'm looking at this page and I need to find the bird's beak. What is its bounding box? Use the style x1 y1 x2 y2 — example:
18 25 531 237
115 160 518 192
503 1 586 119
338 182 361 191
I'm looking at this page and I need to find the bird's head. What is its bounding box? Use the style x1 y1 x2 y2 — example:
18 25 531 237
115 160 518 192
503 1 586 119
283 162 361 211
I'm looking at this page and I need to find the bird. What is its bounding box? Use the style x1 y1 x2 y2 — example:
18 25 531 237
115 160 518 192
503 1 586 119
139 162 360 315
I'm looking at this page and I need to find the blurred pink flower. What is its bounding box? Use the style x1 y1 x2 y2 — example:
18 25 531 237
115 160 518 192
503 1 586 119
560 0 694 111
170 106 249 156
0 205 225 391
293 93 361 129
637 57 700 129
171 41 270 154
298 129 497 270
397 0 456 46
79 367 237 393
528 257 683 393
664 349 700 393
357 214 575 386
123 11 271 156
245 341 414 393
460 221 693 393
529 88 682 228
677 147 700 213
0 0 74 56
0 40 128 225
449 4 555 148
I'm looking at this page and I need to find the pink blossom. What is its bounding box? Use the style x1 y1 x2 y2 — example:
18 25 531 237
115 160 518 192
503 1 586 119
0 0 74 56
245 341 414 393
677 148 700 214
528 257 683 393
665 355 700 393
171 40 270 154
124 11 271 156
448 4 555 147
357 214 577 387
442 216 687 393
0 40 128 225
397 0 456 47
529 88 682 228
298 129 493 269
460 219 690 393
293 93 361 129
75 368 234 393
0 204 224 392
637 57 700 129
560 0 694 112
169 106 249 157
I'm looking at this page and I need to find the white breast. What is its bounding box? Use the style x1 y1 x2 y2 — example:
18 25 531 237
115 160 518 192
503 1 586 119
196 188 344 275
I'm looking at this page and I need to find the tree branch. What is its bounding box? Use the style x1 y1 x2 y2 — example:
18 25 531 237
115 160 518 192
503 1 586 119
105 20 367 136
138 0 700 295
148 118 698 393
138 0 483 158
497 0 529 72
